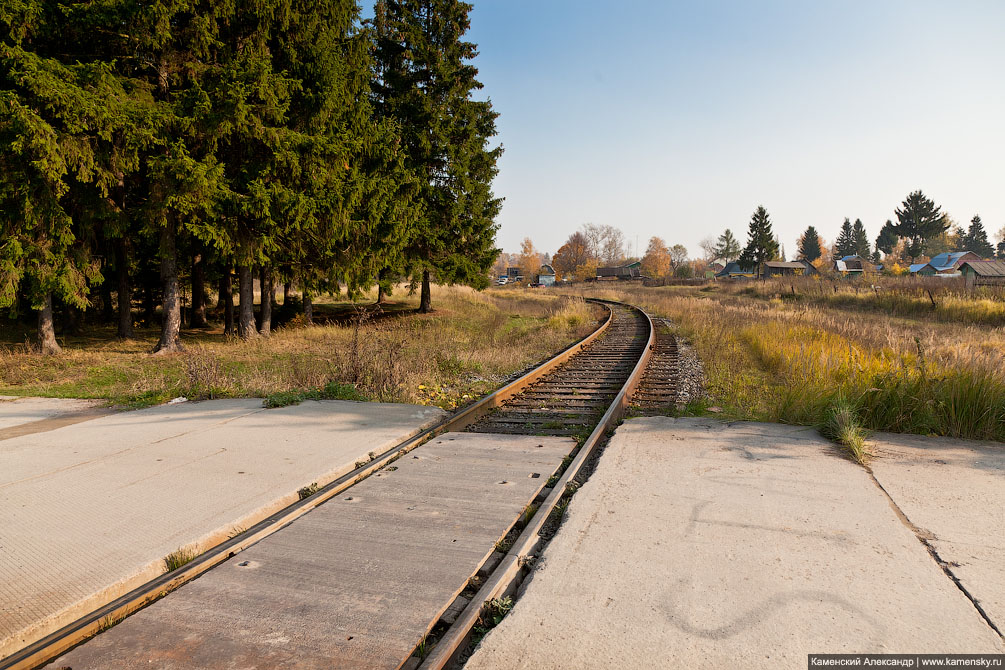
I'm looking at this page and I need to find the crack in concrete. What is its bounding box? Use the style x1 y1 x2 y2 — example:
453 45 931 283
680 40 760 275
865 465 1003 640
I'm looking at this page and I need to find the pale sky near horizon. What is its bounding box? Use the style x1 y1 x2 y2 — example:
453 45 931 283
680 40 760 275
459 0 1005 259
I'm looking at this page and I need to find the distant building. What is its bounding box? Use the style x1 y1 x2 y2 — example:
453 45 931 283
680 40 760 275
763 260 818 277
714 262 756 279
959 260 1005 286
833 255 876 276
709 258 729 273
908 263 928 275
538 264 556 286
916 251 981 276
596 262 642 281
506 267 521 280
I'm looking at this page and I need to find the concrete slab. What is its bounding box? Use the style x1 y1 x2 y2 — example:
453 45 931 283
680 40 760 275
870 432 1005 632
0 399 445 659
467 418 1004 670
46 432 575 670
0 397 104 435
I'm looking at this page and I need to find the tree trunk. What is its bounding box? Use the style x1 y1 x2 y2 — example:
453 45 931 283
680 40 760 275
237 265 257 339
221 272 235 335
66 305 83 336
142 283 154 326
259 266 272 336
283 282 291 305
38 293 61 355
191 252 207 328
376 268 388 304
217 275 227 311
419 270 432 313
115 239 133 338
303 292 313 325
154 218 183 353
100 274 114 323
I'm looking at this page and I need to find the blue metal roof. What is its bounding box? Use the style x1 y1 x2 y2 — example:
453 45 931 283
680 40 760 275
927 251 971 270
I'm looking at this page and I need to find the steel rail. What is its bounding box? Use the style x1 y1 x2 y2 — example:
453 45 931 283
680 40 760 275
3 301 615 670
419 301 656 669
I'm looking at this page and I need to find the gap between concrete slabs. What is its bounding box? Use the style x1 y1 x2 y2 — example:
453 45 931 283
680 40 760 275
45 432 575 670
0 398 445 659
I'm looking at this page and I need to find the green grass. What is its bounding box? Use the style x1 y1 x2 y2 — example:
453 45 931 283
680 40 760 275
264 381 368 408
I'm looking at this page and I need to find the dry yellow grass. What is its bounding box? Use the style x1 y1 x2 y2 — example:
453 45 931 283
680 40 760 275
559 282 1005 442
0 286 602 410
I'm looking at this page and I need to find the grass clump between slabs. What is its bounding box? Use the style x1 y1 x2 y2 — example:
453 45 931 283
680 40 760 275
163 548 196 572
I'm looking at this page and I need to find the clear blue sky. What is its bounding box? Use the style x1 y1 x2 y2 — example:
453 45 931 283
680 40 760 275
459 0 1005 258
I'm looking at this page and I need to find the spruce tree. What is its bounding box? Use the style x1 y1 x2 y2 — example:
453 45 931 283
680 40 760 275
713 229 741 261
738 206 779 278
374 0 502 313
852 219 870 258
0 0 147 353
961 215 995 258
892 190 948 263
834 218 855 258
875 220 899 256
797 226 822 262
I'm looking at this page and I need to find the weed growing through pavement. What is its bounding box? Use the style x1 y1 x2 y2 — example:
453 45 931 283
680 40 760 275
820 399 870 465
164 548 196 572
297 483 320 500
472 597 515 643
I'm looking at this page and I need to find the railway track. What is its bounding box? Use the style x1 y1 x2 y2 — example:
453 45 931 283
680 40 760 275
465 303 650 437
6 299 661 670
632 317 682 410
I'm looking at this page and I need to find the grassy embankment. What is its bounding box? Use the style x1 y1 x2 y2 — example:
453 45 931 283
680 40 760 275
563 278 1005 458
0 286 599 410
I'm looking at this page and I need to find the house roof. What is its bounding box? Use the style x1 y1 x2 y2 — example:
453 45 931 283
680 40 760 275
960 260 1005 277
539 264 555 275
928 251 978 271
715 262 756 277
597 266 640 278
764 261 807 269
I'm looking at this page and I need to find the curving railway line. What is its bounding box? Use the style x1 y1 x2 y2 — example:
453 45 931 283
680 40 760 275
5 299 684 670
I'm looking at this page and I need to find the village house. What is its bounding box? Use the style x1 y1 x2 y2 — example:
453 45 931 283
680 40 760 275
714 262 756 279
762 260 818 277
596 261 642 281
537 264 556 286
833 255 876 277
916 251 982 276
959 260 1005 287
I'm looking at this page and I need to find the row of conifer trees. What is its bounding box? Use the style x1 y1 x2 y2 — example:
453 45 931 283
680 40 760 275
1 0 501 353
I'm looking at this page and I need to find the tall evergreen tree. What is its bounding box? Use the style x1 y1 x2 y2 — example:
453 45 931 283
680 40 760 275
891 190 948 263
961 215 995 258
738 206 779 278
712 229 741 261
374 0 502 313
834 218 855 258
875 220 899 256
851 219 870 258
0 0 149 353
797 226 822 262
